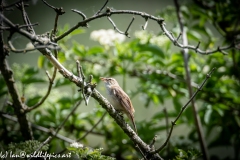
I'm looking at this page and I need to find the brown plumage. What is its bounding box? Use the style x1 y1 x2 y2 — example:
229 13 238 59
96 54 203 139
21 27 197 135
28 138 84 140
100 77 137 134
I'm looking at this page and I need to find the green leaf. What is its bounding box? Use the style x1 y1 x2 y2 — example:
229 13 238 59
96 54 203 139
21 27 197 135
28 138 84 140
88 46 104 55
137 43 165 58
26 95 42 106
172 97 182 112
22 77 46 84
204 105 212 124
37 55 45 69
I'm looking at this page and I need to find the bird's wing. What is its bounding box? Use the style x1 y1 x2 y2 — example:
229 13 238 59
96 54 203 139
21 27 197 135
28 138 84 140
112 86 137 133
112 86 135 114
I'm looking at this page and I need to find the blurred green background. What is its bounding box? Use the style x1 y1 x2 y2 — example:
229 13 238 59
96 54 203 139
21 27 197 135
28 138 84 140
1 0 240 159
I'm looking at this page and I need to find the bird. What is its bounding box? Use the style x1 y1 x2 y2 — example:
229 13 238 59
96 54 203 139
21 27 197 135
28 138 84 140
100 77 137 134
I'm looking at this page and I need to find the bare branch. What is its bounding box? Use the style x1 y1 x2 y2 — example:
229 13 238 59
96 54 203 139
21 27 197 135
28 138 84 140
54 100 82 136
1 5 230 55
149 135 157 149
71 9 87 20
16 1 35 34
76 60 81 78
135 144 148 160
42 0 65 15
94 0 109 16
79 111 107 141
28 136 52 160
125 16 135 37
159 23 234 55
42 0 65 37
173 1 209 159
142 17 149 30
25 67 57 112
151 67 216 154
77 62 88 105
107 16 125 35
58 111 107 154
1 113 74 143
0 54 33 139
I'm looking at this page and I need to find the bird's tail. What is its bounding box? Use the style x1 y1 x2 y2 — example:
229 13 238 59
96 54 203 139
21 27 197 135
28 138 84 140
128 113 138 135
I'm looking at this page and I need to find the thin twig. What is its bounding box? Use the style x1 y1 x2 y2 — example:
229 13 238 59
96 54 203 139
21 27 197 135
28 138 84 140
76 60 81 78
28 136 52 160
173 0 209 159
78 111 107 141
1 0 22 9
94 0 109 16
8 41 60 53
18 1 35 34
54 100 82 136
135 144 147 160
142 17 148 30
72 9 87 20
42 0 65 16
163 108 170 155
149 135 158 149
107 16 125 35
1 7 232 54
25 68 57 112
58 111 107 154
78 63 88 105
125 16 135 37
151 67 216 154
1 113 74 143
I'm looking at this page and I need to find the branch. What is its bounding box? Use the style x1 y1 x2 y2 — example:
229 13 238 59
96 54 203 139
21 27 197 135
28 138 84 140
29 99 83 156
173 0 209 159
16 1 35 34
151 67 216 154
0 15 33 139
78 111 107 141
71 9 87 20
55 100 82 136
58 111 108 154
1 7 232 55
25 69 57 112
94 0 109 16
1 113 74 143
28 136 52 160
52 9 233 54
42 0 65 38
163 108 170 155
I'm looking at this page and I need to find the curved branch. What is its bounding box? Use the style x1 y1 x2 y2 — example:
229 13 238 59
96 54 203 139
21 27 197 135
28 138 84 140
53 9 233 54
25 69 57 112
151 68 216 154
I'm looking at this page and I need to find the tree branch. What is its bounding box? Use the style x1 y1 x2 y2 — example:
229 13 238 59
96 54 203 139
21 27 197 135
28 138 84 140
151 67 216 154
1 113 74 143
173 0 209 159
0 9 33 139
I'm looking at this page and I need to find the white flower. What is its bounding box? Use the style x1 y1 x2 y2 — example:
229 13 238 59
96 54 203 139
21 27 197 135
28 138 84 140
90 29 125 46
70 142 83 148
135 30 168 47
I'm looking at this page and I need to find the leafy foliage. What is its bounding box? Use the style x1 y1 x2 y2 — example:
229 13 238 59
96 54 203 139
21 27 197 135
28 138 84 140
0 1 239 160
68 144 115 160
8 140 49 154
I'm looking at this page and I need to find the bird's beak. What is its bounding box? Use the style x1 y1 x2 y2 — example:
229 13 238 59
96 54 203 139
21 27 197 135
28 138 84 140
100 77 106 81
